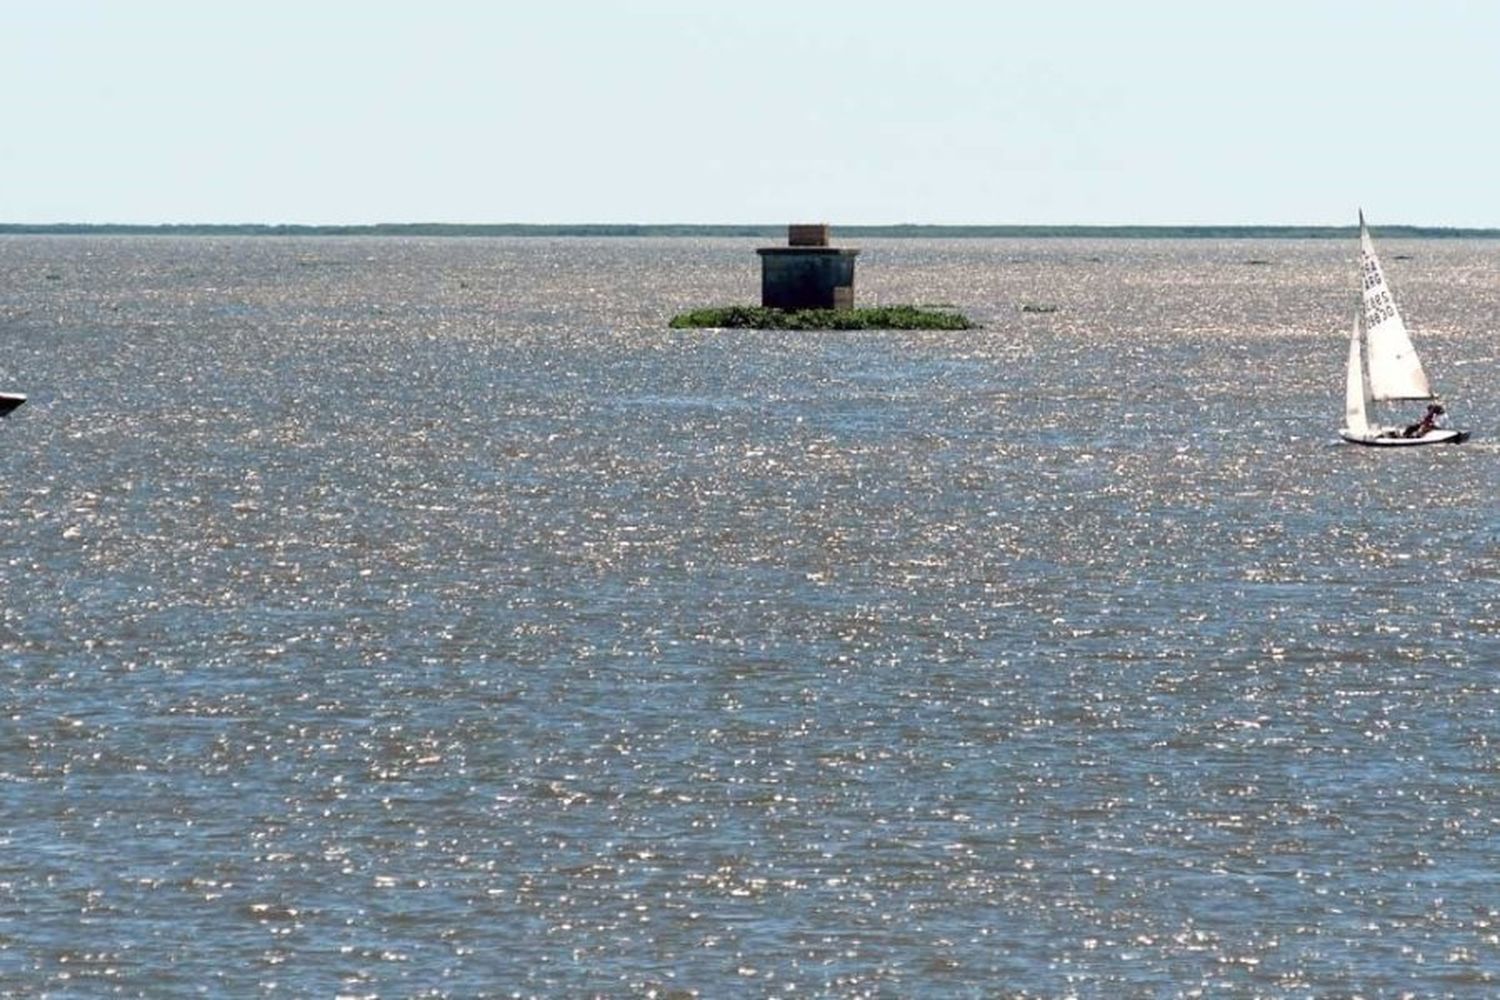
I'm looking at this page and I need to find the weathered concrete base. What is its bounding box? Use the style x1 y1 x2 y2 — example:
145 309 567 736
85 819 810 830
756 247 860 310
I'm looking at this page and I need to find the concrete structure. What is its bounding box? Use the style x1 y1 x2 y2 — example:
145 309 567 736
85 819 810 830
756 224 860 310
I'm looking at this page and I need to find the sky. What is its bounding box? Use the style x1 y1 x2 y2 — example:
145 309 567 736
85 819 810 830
6 0 1500 227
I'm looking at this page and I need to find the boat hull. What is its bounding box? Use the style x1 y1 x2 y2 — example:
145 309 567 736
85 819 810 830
0 393 24 416
1340 427 1469 446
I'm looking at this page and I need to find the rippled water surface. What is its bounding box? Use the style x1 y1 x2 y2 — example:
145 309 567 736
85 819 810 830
4 235 1500 996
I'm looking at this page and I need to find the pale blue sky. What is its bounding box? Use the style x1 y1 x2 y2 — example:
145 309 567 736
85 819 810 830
6 0 1499 226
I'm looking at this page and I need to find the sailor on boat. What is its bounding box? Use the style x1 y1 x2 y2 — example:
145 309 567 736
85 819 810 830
1400 403 1446 439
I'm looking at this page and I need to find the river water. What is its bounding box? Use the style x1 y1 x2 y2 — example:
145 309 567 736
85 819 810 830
2 235 1500 995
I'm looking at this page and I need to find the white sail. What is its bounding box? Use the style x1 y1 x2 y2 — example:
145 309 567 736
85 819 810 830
1359 210 1432 400
1343 310 1371 436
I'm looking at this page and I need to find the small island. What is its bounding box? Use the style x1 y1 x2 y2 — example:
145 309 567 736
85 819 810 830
669 304 975 331
670 223 976 330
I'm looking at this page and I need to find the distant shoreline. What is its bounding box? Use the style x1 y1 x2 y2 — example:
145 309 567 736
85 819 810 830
3 223 1499 239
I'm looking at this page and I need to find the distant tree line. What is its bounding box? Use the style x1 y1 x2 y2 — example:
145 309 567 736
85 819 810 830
1 223 1497 239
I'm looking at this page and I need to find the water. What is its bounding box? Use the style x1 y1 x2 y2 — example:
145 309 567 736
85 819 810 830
3 235 1500 996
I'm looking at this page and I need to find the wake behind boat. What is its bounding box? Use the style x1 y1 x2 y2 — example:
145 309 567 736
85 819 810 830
1340 210 1469 447
0 392 24 416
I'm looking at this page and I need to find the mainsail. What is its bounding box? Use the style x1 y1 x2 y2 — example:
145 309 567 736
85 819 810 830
1358 210 1432 400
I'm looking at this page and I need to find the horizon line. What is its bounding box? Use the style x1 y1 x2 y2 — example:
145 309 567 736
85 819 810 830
4 221 1500 239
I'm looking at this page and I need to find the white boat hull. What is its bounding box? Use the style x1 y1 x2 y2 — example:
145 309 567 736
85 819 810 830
0 392 24 416
1340 427 1469 447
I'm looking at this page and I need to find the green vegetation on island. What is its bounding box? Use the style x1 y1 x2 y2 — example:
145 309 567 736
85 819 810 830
669 305 975 331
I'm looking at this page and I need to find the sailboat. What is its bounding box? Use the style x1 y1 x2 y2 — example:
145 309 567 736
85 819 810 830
0 392 23 416
1339 210 1469 446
